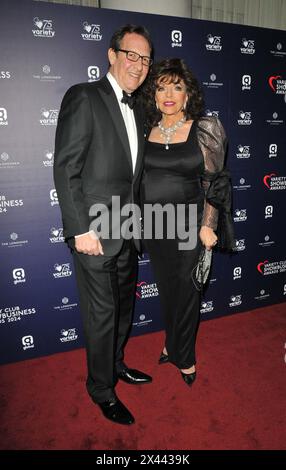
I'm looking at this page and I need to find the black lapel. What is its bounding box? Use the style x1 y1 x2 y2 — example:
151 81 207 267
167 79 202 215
133 103 145 181
97 77 133 170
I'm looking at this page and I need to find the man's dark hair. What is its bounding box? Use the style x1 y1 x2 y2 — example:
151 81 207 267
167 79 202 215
109 24 153 52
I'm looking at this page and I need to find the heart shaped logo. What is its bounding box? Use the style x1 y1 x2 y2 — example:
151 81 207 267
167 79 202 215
84 25 92 33
36 20 43 29
263 173 276 189
42 110 49 118
268 75 281 92
52 229 59 236
46 152 53 159
61 329 68 336
243 40 248 47
208 35 214 44
240 112 245 119
238 146 244 153
55 264 62 272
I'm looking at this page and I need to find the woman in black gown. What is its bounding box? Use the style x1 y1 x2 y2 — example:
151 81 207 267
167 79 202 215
141 58 233 386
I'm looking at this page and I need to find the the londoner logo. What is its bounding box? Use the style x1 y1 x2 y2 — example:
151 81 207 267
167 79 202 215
257 259 286 275
268 75 286 94
32 17 55 38
206 34 222 51
240 38 255 54
263 173 286 190
81 22 102 41
136 281 159 299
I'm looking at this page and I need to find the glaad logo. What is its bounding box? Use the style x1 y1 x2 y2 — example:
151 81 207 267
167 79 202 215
13 268 26 285
22 335 34 350
43 151 54 167
233 267 242 280
0 71 11 79
171 30 182 47
39 108 58 126
0 107 8 125
237 110 252 125
81 22 102 41
88 66 100 82
136 281 159 299
50 189 58 206
234 239 246 252
269 144 278 158
60 328 78 342
240 38 255 54
206 34 222 51
268 75 286 94
234 209 247 222
32 17 55 38
265 205 273 219
200 300 214 313
53 263 72 278
236 145 250 159
229 295 242 307
257 259 286 275
50 227 64 243
263 173 286 190
242 75 251 90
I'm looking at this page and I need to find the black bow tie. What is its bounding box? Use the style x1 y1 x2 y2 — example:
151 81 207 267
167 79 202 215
121 90 135 109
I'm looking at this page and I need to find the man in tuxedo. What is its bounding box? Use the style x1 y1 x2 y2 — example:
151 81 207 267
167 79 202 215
54 25 153 425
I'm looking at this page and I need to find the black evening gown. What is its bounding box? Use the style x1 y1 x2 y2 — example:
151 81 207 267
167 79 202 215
141 121 205 369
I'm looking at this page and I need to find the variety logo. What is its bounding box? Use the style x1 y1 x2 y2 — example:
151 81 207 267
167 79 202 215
0 107 8 125
32 17 55 38
265 205 273 219
0 195 24 214
42 150 54 167
206 34 222 51
39 108 58 126
234 209 247 222
88 66 100 82
22 335 34 350
268 75 286 94
53 263 72 279
60 328 78 342
171 30 182 47
257 259 286 275
234 239 246 252
0 71 11 79
236 145 251 159
200 300 214 314
229 294 242 307
240 38 255 54
263 173 286 190
13 268 26 285
50 189 58 206
0 306 36 324
242 75 251 90
237 110 252 125
50 227 64 243
136 281 159 299
205 110 220 117
233 267 242 280
81 22 102 41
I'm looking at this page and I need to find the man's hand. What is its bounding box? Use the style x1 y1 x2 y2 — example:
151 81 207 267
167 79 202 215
199 226 218 251
75 232 104 256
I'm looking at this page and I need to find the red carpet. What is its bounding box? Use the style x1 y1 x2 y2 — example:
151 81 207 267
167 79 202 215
0 303 285 450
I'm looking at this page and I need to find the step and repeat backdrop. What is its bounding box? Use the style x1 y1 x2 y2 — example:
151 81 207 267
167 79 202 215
0 0 285 364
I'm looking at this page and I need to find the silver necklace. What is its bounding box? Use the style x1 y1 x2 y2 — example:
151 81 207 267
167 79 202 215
158 116 186 150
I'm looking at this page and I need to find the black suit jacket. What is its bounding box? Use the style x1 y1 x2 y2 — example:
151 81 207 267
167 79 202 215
54 76 145 256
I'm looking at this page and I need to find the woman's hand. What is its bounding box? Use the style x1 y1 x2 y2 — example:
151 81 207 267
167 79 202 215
199 226 218 251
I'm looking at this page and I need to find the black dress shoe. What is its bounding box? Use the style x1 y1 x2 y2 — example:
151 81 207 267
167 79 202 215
158 351 169 364
97 397 134 425
180 371 196 387
118 368 152 385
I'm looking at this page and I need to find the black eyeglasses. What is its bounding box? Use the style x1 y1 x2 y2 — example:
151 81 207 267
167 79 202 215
116 49 153 67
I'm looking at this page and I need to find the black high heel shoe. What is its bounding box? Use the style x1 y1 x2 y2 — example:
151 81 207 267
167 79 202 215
158 351 169 365
180 370 196 387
